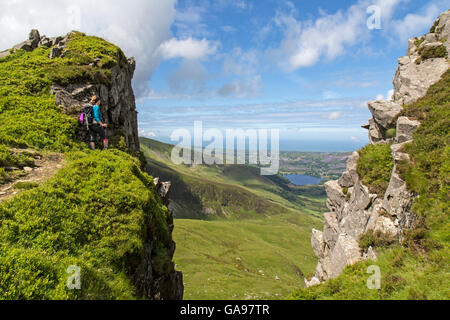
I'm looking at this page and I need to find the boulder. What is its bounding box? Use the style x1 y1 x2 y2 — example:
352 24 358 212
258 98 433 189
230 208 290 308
305 277 321 288
28 29 41 48
338 152 359 188
396 117 420 143
368 100 403 130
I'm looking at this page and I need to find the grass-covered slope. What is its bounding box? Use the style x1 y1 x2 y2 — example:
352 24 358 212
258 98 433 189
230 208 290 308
140 138 324 299
175 214 321 300
0 33 178 299
141 138 327 220
0 150 171 299
290 70 450 300
0 31 123 152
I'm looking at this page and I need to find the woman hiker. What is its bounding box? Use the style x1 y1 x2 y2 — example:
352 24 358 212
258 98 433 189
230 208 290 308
89 96 109 150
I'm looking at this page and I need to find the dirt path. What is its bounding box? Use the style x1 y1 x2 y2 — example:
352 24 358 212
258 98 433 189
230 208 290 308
0 150 64 202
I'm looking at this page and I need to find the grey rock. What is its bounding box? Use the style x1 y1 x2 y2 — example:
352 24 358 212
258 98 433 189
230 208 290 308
158 182 172 199
38 36 52 48
338 152 359 188
374 215 399 238
325 180 346 216
49 46 62 59
383 169 413 221
305 277 321 288
328 234 362 279
13 40 34 52
391 142 411 163
311 229 325 259
393 52 448 106
362 246 377 261
28 29 41 48
368 100 403 129
323 212 339 248
396 117 420 143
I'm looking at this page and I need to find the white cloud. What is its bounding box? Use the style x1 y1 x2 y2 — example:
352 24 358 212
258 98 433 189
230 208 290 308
392 4 441 42
387 89 394 101
158 37 219 60
376 94 385 101
0 0 176 97
327 112 342 120
350 136 361 142
269 0 409 71
139 129 157 138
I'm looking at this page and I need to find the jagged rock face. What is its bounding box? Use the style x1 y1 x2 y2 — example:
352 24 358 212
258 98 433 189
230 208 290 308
5 30 140 153
51 51 139 152
393 11 450 105
306 12 450 287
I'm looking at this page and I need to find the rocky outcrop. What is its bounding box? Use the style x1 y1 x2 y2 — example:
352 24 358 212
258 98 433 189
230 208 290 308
4 30 183 300
394 11 450 105
306 11 449 287
4 30 140 153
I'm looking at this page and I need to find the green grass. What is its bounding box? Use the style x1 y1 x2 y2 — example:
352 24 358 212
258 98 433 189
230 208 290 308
13 181 39 190
289 245 449 300
290 68 450 301
0 33 178 300
174 213 321 300
0 146 35 183
418 44 448 61
357 143 394 196
0 150 173 300
0 31 124 153
140 138 325 300
140 138 327 220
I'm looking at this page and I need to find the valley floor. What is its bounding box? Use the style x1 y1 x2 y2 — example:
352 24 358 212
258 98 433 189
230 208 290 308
173 213 322 300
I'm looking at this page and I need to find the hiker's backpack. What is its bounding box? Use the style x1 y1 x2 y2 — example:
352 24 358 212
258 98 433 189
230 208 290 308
79 104 94 130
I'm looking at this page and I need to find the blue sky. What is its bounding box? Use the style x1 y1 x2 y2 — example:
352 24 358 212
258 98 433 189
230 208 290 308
137 0 448 151
1 0 448 151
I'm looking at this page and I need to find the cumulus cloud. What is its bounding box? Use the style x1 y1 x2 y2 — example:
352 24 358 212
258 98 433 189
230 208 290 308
392 4 441 41
0 0 177 97
269 0 410 71
158 37 219 60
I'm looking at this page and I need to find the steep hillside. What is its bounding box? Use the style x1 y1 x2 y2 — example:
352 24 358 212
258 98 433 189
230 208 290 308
295 11 449 299
141 137 327 220
140 138 327 299
0 31 182 299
